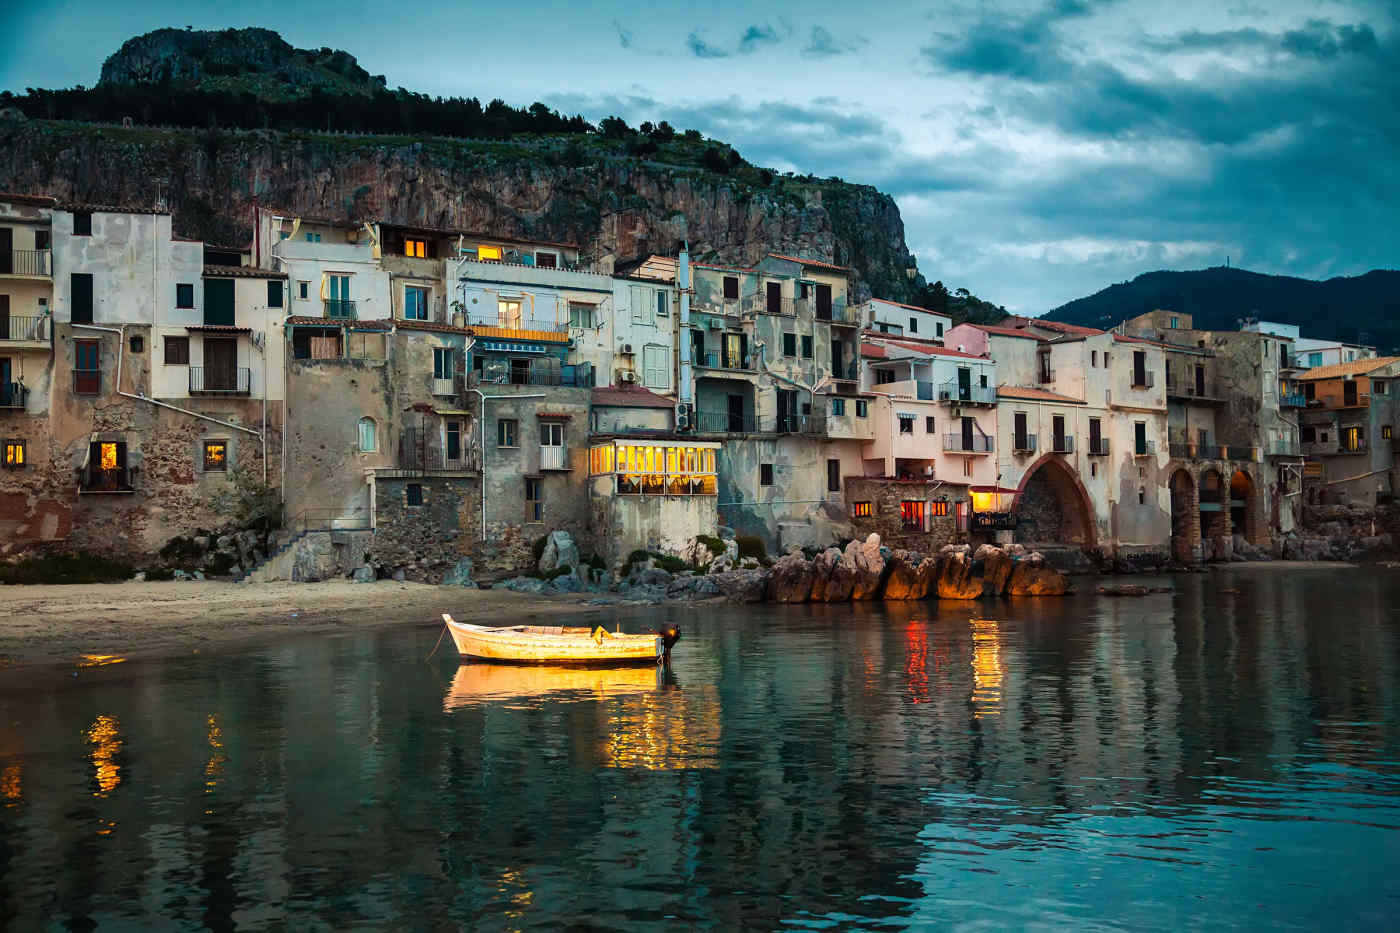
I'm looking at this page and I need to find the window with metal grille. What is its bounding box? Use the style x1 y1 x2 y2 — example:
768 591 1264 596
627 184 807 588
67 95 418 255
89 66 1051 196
900 500 925 530
203 440 227 472
852 501 872 517
3 440 25 468
406 484 423 506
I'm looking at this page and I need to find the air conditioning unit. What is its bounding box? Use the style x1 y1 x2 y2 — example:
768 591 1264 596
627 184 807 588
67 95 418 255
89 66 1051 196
620 343 634 355
620 370 637 383
675 403 692 430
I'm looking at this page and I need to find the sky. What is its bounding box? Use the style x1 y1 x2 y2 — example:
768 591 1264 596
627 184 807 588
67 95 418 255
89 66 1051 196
3 0 1397 313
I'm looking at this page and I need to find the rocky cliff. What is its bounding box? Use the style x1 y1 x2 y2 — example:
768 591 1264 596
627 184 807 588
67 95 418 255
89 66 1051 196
0 116 921 301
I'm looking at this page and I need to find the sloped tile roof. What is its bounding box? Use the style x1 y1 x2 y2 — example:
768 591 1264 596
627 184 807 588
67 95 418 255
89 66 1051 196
1296 357 1400 381
996 385 1086 404
591 385 675 408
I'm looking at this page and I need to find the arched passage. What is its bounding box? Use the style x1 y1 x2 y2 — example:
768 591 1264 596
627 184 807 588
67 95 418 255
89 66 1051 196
1013 454 1098 550
1169 468 1199 562
1230 469 1256 543
1199 468 1226 559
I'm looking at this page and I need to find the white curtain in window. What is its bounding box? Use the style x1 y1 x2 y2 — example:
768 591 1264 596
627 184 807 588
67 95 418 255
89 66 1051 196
358 417 376 452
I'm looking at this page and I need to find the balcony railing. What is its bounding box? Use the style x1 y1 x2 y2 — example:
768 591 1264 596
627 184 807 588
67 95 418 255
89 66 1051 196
938 382 996 405
1013 433 1037 454
1134 439 1156 457
1166 378 1221 400
464 362 595 388
944 433 994 453
189 367 251 395
73 369 101 395
694 295 759 318
777 414 827 436
324 299 357 319
391 445 482 475
80 466 134 493
539 445 568 471
1036 369 1055 384
1224 445 1258 461
1132 371 1155 389
1088 437 1110 456
1 249 51 277
1280 392 1308 408
463 312 568 333
1051 435 1074 454
1339 440 1368 455
1266 440 1301 457
695 351 756 372
1 382 28 408
1 315 50 342
695 409 760 434
817 303 861 326
759 297 801 317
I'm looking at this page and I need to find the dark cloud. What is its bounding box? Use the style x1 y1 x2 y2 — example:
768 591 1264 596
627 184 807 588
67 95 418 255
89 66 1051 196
612 20 633 50
686 32 729 59
738 24 781 54
922 0 1106 82
803 26 865 58
1144 19 1381 58
1282 20 1380 58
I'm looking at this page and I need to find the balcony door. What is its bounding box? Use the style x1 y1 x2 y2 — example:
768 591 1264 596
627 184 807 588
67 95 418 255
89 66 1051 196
961 416 975 451
1052 415 1066 451
766 282 782 314
727 394 745 433
1014 412 1028 450
1344 380 1358 406
831 341 845 378
815 284 832 319
204 338 238 391
957 366 971 400
540 421 565 471
1089 417 1102 453
204 278 235 326
0 228 10 275
0 295 8 341
1194 365 1205 396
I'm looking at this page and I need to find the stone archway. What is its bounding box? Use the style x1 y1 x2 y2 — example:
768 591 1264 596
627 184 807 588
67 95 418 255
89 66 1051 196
1230 469 1257 544
1199 468 1227 559
1169 468 1199 562
1013 454 1098 550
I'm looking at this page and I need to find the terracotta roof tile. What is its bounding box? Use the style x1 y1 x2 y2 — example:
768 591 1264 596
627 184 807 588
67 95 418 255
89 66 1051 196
1296 357 1400 381
591 385 675 408
0 192 58 207
996 385 1086 404
870 298 950 315
867 337 990 361
767 253 850 273
203 264 286 279
973 324 1046 341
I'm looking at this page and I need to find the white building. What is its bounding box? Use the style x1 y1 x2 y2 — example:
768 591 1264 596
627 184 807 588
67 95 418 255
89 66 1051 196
864 298 951 342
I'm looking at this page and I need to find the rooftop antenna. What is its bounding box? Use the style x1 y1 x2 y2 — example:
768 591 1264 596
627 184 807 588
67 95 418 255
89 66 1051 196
152 180 168 213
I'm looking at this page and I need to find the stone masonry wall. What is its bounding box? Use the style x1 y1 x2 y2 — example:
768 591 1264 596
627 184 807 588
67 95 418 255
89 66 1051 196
844 477 965 550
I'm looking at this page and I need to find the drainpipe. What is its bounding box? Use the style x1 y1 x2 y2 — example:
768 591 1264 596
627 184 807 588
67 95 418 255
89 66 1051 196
678 242 692 408
465 376 547 540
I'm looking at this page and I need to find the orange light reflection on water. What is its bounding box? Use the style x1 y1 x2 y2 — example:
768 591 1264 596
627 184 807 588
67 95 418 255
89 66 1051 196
970 619 1004 718
904 621 930 704
85 715 122 797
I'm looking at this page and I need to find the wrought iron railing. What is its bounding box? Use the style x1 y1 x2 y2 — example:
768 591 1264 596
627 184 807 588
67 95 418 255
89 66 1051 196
1134 439 1156 456
1131 371 1156 389
0 382 28 408
817 303 861 325
189 367 251 394
1013 433 1037 453
283 508 373 534
695 409 759 434
392 442 482 475
695 351 755 372
324 299 357 319
1051 435 1074 454
1037 369 1055 384
944 433 994 453
79 466 133 492
938 382 996 404
1088 437 1110 456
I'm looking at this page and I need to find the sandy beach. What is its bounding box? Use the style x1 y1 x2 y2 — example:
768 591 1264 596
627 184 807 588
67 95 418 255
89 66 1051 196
0 580 607 671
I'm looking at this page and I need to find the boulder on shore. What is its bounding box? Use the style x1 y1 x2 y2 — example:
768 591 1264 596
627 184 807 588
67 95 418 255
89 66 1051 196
975 543 1016 596
883 550 936 600
1007 555 1070 596
810 547 855 602
714 569 771 603
935 545 982 599
845 534 887 600
538 530 579 574
767 551 815 603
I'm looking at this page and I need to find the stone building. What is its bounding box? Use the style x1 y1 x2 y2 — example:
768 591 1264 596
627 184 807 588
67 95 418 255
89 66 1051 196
844 475 968 550
1297 357 1400 507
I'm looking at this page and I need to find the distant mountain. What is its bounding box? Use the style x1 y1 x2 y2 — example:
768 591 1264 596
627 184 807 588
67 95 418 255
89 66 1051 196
1048 267 1400 351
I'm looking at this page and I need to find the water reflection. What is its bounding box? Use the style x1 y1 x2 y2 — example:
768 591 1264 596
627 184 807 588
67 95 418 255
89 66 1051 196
0 569 1397 930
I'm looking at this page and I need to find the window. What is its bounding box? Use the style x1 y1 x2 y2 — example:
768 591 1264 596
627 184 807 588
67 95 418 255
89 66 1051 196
164 336 189 365
1139 486 1146 504
723 276 739 300
1091 351 1098 367
830 398 847 417
760 463 774 486
406 483 424 507
302 231 321 243
478 245 502 262
630 286 654 325
1301 425 1316 442
71 273 93 324
1304 382 1316 400
405 286 429 321
446 421 462 461
642 345 669 389
936 322 944 338
129 335 143 354
358 417 377 452
267 280 283 308
856 400 868 418
783 333 797 357
498 299 523 328
899 415 914 434
1343 426 1364 451
74 339 100 394
535 251 558 269
569 302 594 329
1170 316 1179 328
801 335 813 359
1134 421 1148 455
900 500 925 531
875 370 895 385
929 501 949 517
202 440 227 472
852 501 872 518
1308 352 1323 367
3 440 24 468
404 238 427 258
1385 426 1394 440
925 416 936 433
827 458 841 493
498 419 518 448
540 422 564 446
72 211 92 236
176 283 195 309
432 347 454 380
1375 381 1387 395
656 290 669 317
298 281 310 300
963 458 973 477
525 478 542 521
910 317 918 334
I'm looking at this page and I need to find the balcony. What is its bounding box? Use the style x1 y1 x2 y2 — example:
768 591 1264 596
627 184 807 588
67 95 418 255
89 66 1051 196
1133 439 1156 457
1224 445 1259 461
1036 369 1055 385
1266 439 1301 458
1087 437 1110 456
1 315 50 344
73 369 101 395
1013 433 1038 454
387 444 482 476
777 414 827 436
1280 392 1307 408
695 409 761 434
938 382 997 406
464 362 595 388
944 433 994 454
1338 440 1368 455
189 367 251 395
758 296 801 317
693 295 759 318
817 303 861 327
463 311 568 335
539 445 568 471
1 382 28 409
1131 371 1156 389
1166 378 1224 402
79 466 134 493
0 249 51 277
324 299 357 320
1050 435 1074 454
695 351 757 373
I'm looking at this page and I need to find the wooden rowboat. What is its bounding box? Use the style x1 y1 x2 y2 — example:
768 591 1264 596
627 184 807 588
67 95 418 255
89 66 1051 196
440 614 680 665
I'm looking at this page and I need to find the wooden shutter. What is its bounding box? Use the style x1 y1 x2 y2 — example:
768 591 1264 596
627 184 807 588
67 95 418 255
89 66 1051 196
204 279 235 326
71 273 94 324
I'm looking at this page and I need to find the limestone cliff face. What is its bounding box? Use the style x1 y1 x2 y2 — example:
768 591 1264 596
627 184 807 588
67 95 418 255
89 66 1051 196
0 119 923 303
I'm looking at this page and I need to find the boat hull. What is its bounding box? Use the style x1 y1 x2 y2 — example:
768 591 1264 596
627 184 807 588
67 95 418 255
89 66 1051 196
442 615 663 665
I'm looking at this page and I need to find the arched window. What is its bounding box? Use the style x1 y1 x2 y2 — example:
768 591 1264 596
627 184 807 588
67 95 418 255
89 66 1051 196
358 417 376 452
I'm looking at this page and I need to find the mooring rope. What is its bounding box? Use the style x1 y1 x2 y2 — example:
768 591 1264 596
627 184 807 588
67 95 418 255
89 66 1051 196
425 622 449 662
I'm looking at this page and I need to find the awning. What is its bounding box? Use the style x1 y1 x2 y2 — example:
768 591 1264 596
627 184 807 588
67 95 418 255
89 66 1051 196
537 411 573 419
480 339 549 354
185 326 251 334
433 408 473 416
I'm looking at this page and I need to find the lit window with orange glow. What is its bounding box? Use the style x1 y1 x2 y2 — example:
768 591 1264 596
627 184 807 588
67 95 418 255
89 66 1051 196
2 440 24 468
852 501 872 517
404 238 427 258
99 442 118 471
478 245 502 262
203 440 228 472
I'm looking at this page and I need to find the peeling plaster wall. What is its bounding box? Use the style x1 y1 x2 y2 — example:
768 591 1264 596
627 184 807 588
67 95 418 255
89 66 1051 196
589 475 717 565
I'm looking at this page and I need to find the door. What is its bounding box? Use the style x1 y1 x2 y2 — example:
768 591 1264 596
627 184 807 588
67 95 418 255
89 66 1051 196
724 333 742 369
446 421 461 461
957 366 971 400
1344 380 1358 406
540 422 565 470
1014 412 1028 450
827 458 841 494
74 340 100 393
71 273 94 324
1195 365 1205 396
1135 421 1148 455
0 228 10 275
1089 417 1102 454
778 389 798 432
815 284 832 319
692 330 706 367
832 341 845 379
766 281 782 314
0 295 8 341
961 416 975 451
327 275 352 318
204 278 235 326
0 358 10 404
727 394 745 433
203 338 237 391
1133 350 1147 387
1053 415 1066 452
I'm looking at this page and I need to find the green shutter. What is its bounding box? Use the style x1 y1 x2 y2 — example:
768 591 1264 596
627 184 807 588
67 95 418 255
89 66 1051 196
204 279 235 326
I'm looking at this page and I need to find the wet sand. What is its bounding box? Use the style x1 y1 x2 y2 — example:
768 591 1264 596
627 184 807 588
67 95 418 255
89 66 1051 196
0 580 607 671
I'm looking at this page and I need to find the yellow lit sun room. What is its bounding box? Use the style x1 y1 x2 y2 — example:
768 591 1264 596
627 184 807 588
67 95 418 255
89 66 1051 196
590 440 720 495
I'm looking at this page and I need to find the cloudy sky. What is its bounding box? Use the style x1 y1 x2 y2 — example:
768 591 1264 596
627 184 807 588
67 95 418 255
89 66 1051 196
3 0 1396 312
